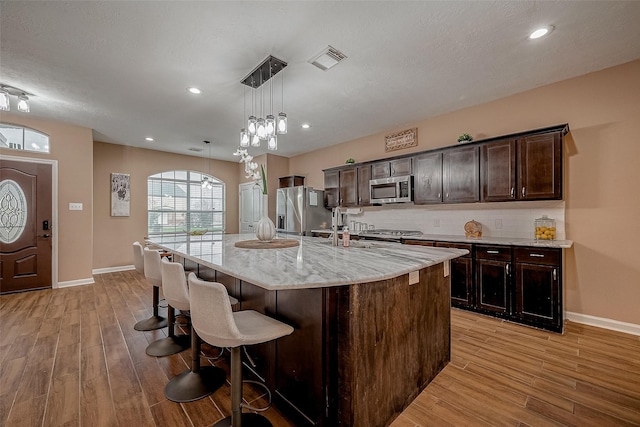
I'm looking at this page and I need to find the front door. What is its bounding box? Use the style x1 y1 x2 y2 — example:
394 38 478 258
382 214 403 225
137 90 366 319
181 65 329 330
0 159 53 293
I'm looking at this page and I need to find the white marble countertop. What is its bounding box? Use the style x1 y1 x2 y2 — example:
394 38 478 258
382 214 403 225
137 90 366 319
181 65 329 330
399 234 573 248
147 233 467 291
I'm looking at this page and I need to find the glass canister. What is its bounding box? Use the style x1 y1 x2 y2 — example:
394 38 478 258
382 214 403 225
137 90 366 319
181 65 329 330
534 215 556 240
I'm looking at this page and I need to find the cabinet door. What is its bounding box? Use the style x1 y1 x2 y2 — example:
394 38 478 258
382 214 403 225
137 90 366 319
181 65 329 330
371 161 390 179
390 158 412 176
517 132 562 200
481 139 516 202
450 258 473 308
443 145 479 203
323 170 339 208
413 152 443 204
339 168 358 207
476 258 510 315
514 262 561 331
357 165 371 206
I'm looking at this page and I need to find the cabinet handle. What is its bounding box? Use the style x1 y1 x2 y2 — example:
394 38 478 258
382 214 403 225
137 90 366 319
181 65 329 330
438 193 441 199
487 250 500 254
522 186 526 198
510 187 515 198
446 193 449 199
505 263 510 275
553 268 557 281
358 197 361 203
530 253 545 258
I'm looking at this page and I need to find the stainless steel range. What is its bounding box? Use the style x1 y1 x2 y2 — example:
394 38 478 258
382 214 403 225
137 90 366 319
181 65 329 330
358 229 423 242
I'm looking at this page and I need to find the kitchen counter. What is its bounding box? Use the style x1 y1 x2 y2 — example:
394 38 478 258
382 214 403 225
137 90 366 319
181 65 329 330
147 233 467 291
400 233 573 248
148 232 462 426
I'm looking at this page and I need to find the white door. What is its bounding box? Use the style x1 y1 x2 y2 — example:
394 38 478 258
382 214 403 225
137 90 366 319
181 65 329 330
239 182 262 233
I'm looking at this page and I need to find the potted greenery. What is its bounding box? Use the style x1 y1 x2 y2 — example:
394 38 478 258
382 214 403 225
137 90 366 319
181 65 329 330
457 133 474 143
345 158 355 164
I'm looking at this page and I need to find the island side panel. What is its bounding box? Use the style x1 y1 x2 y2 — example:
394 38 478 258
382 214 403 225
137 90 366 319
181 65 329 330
345 263 450 427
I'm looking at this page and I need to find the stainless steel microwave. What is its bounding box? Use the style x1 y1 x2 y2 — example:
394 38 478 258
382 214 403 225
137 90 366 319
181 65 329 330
369 175 413 204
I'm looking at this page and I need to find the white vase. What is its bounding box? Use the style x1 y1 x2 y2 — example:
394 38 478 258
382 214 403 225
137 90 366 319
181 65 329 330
256 194 276 242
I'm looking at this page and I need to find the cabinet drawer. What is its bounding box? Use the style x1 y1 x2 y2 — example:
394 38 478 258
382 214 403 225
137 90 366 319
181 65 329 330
403 239 435 247
476 245 511 261
514 247 560 266
434 242 472 258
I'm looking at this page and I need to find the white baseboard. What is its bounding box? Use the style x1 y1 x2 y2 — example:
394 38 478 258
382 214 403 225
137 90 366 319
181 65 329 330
92 265 135 275
57 277 95 288
566 311 640 336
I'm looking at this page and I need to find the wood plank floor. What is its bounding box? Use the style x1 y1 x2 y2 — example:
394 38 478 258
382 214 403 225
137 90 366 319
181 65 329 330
1 271 639 427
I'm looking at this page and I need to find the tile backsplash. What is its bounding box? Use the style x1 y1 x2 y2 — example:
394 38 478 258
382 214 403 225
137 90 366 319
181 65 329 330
347 200 565 240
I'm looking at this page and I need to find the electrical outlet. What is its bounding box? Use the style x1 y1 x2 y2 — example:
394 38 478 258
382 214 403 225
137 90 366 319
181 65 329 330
434 219 440 227
69 202 83 211
495 219 503 229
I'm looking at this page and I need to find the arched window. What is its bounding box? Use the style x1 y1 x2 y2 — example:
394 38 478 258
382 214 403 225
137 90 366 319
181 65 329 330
147 170 225 240
0 123 50 153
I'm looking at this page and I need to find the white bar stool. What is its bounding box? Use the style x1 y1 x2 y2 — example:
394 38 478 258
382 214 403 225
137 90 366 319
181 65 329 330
146 256 191 357
133 244 167 331
189 276 294 427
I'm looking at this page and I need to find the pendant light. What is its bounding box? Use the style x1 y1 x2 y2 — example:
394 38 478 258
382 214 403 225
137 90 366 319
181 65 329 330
240 85 250 147
201 141 212 190
276 69 287 134
0 86 10 111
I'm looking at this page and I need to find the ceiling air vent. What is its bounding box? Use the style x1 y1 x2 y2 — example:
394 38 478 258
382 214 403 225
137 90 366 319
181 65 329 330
189 147 203 152
309 46 347 71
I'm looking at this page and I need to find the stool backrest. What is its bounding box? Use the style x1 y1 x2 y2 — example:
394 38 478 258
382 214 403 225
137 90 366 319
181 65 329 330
188 273 242 348
143 247 162 286
161 258 190 311
132 241 144 274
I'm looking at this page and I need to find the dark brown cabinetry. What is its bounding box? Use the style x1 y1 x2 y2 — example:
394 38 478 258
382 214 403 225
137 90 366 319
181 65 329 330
481 131 562 202
413 152 443 204
323 170 339 208
475 245 512 315
443 145 479 203
357 164 372 206
435 242 473 308
518 132 563 200
339 168 358 207
371 157 413 179
514 247 562 332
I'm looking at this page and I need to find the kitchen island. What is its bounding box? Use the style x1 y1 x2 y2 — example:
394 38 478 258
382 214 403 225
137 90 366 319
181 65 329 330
148 234 467 427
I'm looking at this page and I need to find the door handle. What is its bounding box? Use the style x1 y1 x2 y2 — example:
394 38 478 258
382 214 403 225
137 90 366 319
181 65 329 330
38 234 51 238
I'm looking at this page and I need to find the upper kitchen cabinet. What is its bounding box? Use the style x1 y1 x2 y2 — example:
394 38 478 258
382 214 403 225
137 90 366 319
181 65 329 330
443 145 479 203
339 168 358 207
481 130 563 202
413 152 443 204
324 169 339 208
481 139 517 202
371 157 413 179
357 164 372 206
518 132 563 200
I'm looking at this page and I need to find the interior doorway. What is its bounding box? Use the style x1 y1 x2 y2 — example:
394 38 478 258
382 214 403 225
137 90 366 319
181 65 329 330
0 157 56 293
239 182 263 234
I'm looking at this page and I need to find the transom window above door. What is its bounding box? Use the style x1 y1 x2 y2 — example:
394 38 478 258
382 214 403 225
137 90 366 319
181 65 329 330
0 123 50 153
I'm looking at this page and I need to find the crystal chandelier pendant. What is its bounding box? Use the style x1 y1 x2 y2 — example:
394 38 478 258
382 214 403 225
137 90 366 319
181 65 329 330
17 94 30 113
240 129 250 147
0 87 9 111
277 112 287 134
248 115 257 135
251 134 261 147
265 115 275 137
267 135 277 151
256 118 266 140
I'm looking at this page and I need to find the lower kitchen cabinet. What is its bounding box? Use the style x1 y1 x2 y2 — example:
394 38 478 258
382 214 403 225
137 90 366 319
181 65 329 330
403 239 563 332
475 245 512 316
514 247 562 332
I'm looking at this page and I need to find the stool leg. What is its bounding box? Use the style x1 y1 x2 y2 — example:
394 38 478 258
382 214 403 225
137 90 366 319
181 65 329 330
164 325 226 402
133 285 167 331
145 305 190 357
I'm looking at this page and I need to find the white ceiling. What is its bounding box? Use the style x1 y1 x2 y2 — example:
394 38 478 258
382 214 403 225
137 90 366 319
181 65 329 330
2 1 639 162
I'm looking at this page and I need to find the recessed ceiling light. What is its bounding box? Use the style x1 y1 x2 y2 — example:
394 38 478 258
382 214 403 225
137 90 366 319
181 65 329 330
301 123 311 129
529 26 554 39
187 87 202 94
145 137 154 142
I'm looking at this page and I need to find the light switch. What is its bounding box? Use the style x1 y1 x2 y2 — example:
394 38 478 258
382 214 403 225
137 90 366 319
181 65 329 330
409 270 419 285
69 202 83 211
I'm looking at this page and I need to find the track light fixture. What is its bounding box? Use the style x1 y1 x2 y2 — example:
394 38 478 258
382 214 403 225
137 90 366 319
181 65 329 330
0 84 33 113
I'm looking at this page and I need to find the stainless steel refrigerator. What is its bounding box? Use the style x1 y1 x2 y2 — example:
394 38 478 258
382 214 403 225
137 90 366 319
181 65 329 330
276 187 331 235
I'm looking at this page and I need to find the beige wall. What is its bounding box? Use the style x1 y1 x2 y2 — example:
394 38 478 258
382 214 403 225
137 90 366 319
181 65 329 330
92 142 240 269
289 59 640 325
0 113 94 283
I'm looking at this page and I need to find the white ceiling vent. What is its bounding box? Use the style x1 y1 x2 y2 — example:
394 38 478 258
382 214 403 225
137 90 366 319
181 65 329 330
188 147 203 152
309 46 347 71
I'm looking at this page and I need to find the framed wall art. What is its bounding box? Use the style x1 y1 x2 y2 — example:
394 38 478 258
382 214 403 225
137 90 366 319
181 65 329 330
385 128 418 152
111 172 130 217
